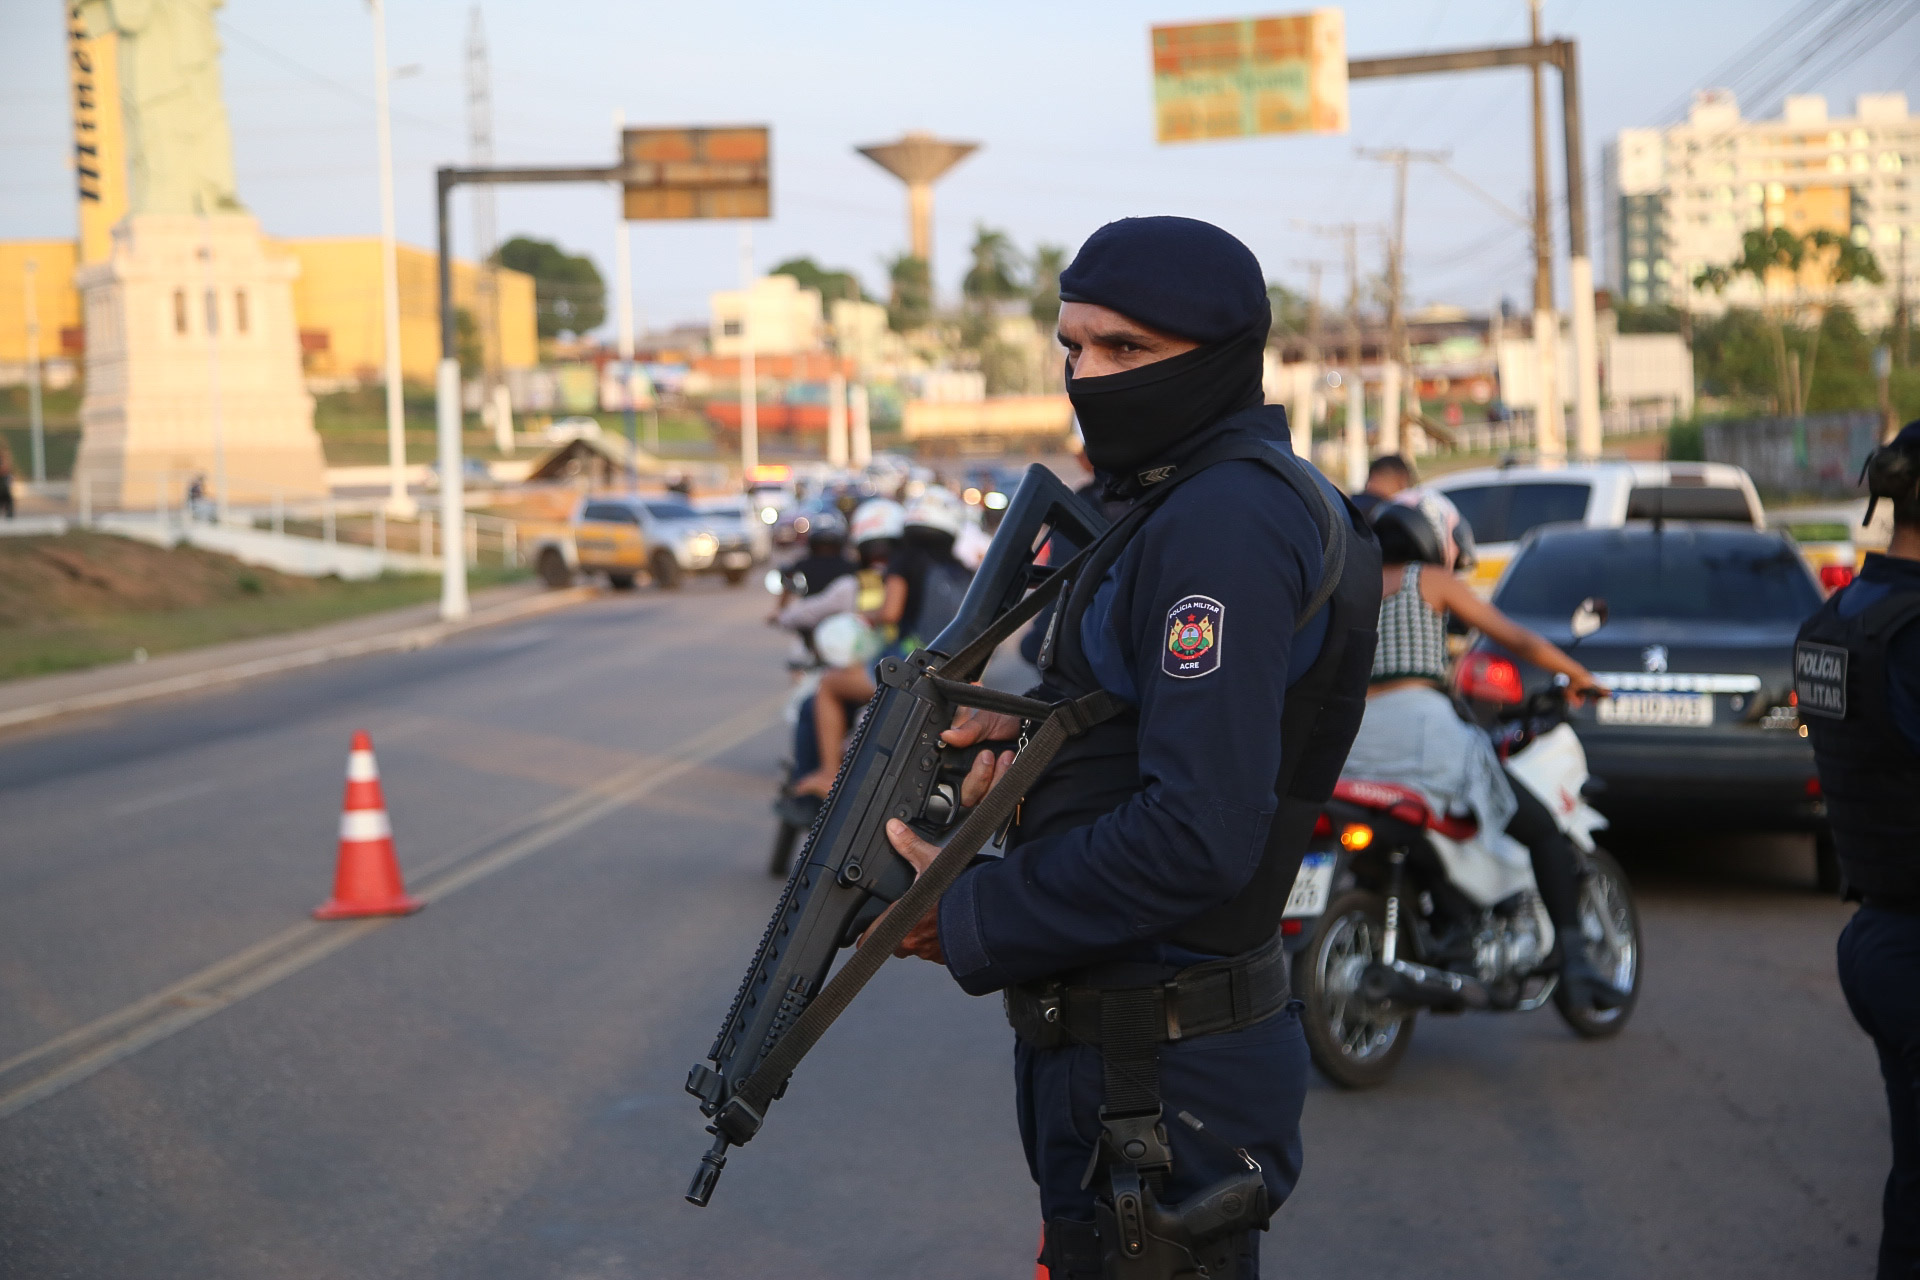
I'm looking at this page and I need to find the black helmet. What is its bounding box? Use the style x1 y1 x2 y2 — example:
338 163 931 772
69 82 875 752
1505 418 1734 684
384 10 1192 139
804 508 848 549
1370 501 1448 566
1864 420 1920 528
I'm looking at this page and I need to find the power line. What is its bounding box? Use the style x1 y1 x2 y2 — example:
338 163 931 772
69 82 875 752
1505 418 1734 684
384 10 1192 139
218 18 456 136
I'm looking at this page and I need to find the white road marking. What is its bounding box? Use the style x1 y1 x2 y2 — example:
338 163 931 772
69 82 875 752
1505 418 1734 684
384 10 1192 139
0 691 786 1121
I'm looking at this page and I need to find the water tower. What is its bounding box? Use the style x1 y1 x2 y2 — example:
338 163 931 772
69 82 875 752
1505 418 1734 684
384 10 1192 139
855 132 979 277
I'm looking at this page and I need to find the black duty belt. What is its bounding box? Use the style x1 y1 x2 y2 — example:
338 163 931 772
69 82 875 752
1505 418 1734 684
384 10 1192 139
1004 935 1290 1053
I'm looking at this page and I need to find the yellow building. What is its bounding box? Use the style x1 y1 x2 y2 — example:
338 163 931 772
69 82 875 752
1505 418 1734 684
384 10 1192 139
0 240 84 372
0 236 534 384
277 238 537 385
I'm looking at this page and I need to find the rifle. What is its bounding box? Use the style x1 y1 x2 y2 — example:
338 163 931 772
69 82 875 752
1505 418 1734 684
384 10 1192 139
685 464 1110 1206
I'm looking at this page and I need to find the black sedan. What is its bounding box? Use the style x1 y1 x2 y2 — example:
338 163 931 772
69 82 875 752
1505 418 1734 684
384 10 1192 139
1456 521 1836 884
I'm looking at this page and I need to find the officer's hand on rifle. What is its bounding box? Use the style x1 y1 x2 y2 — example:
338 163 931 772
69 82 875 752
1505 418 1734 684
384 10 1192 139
941 707 1022 807
871 720 1019 964
868 820 944 964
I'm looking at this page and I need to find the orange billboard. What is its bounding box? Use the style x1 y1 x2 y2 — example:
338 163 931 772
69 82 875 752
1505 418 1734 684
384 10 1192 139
1151 9 1349 143
621 126 770 220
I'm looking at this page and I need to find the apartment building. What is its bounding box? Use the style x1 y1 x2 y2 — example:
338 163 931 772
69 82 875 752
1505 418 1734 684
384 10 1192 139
1603 91 1916 326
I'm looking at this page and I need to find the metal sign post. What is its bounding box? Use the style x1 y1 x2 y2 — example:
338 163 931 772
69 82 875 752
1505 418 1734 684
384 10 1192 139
431 125 771 617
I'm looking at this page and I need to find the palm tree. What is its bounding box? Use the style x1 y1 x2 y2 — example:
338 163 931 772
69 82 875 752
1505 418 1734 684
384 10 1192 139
885 254 932 334
1695 226 1883 414
962 226 1024 308
1028 244 1068 332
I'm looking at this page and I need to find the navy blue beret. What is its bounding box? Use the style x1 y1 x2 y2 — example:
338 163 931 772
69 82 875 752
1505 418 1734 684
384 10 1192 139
1057 216 1270 343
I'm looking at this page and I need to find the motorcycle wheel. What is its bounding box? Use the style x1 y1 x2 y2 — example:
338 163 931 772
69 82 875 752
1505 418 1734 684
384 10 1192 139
1552 846 1642 1039
1300 889 1416 1090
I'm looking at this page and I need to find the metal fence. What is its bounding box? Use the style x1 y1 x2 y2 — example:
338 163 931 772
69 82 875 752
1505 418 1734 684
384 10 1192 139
1701 412 1881 500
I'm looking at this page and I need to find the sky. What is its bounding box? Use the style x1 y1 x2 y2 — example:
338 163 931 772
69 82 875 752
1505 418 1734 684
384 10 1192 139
3 0 1918 336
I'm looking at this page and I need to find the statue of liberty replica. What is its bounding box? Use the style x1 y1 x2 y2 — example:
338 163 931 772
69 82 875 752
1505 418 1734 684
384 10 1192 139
74 0 325 510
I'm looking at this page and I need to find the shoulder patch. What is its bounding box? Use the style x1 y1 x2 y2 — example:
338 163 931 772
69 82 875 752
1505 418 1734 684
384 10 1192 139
1163 594 1224 679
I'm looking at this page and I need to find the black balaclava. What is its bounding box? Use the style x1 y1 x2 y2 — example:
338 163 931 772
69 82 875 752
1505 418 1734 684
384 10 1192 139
1058 217 1271 476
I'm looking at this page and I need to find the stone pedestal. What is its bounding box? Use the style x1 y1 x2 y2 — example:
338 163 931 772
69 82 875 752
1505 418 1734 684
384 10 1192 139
75 213 325 509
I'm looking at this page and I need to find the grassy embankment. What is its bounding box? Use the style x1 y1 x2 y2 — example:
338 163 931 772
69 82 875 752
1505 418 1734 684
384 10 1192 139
310 387 716 465
0 531 522 682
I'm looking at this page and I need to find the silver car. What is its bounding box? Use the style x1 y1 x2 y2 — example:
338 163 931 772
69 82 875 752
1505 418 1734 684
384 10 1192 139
637 497 756 588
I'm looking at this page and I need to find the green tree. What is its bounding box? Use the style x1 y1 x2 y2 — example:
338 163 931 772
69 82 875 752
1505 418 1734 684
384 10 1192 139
962 225 1024 308
1694 226 1883 414
770 257 867 309
493 236 606 338
1614 302 1686 334
1028 243 1068 333
1267 283 1309 337
886 254 932 333
454 307 483 378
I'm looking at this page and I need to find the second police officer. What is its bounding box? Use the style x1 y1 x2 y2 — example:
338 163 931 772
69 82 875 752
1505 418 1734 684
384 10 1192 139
882 217 1380 1279
1797 420 1920 1280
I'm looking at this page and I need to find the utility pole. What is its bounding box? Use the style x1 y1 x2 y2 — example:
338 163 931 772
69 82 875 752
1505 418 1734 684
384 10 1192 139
370 0 412 518
738 224 759 479
23 259 45 486
1344 229 1367 489
612 110 638 489
1289 259 1326 447
1359 146 1448 459
1299 221 1378 490
1527 0 1565 465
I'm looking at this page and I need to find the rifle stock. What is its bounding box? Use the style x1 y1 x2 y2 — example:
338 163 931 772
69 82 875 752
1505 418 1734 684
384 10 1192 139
685 465 1106 1206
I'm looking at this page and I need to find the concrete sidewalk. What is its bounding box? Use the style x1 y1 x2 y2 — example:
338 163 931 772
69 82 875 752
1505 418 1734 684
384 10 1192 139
0 580 596 734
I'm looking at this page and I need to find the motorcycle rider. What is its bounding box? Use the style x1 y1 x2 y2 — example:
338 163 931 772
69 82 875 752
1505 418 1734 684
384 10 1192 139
792 488 975 797
1803 420 1920 1280
1344 498 1625 1008
768 509 856 623
774 501 904 826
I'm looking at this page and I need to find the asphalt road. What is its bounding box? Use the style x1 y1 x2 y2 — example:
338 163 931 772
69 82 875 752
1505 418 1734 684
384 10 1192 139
0 581 1890 1278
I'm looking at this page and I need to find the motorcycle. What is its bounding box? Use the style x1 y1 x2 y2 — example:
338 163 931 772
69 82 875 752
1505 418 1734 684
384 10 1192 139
1284 597 1642 1089
767 609 880 879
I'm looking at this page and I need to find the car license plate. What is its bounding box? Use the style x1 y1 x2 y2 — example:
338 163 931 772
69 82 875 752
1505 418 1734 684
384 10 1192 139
1597 692 1714 727
721 551 752 568
1284 852 1335 918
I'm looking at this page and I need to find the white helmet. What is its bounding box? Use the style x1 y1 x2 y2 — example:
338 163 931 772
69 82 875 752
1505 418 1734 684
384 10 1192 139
813 612 880 669
850 497 906 546
904 485 966 539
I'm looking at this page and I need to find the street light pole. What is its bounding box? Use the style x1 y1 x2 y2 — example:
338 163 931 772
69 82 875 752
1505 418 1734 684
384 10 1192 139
434 169 468 621
613 111 639 489
23 259 45 486
370 0 413 518
738 223 758 479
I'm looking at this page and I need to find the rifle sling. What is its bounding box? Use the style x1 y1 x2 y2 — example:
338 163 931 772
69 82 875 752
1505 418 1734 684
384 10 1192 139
726 681 1126 1131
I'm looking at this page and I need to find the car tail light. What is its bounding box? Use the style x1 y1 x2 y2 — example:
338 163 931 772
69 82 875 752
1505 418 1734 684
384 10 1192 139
1456 653 1525 705
1819 564 1855 592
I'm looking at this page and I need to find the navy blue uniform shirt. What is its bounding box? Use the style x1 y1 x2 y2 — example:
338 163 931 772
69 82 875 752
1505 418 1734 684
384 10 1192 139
938 438 1334 995
1837 551 1920 755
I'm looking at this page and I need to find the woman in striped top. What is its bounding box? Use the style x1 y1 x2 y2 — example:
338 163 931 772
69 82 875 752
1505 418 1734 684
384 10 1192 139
1342 494 1620 1008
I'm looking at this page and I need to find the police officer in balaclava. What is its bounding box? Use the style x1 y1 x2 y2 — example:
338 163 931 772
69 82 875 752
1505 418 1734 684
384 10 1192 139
883 217 1380 1279
1801 420 1920 1279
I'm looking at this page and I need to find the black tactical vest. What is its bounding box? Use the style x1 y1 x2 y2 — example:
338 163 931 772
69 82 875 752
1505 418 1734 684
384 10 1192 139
1795 583 1920 897
1016 427 1381 958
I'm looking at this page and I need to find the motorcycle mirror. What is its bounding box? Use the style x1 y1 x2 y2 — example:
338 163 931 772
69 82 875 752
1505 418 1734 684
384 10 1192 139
1570 597 1608 639
763 568 785 596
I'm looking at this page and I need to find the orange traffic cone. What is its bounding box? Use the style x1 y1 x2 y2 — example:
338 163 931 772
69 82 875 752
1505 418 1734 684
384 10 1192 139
313 731 423 920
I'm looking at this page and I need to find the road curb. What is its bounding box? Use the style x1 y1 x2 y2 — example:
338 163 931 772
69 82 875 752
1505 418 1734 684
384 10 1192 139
0 585 599 735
